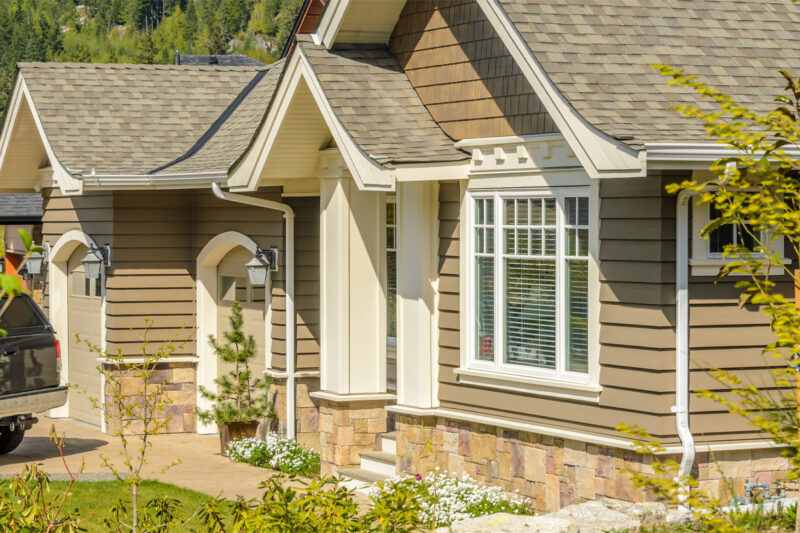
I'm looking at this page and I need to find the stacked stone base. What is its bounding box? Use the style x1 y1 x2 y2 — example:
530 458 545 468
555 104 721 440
268 375 321 451
103 361 196 434
396 413 792 512
318 398 390 475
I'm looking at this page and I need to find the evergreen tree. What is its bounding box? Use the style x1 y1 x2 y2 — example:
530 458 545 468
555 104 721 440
135 30 155 62
197 300 275 426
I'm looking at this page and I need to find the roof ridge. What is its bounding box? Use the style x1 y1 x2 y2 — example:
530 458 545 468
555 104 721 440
17 61 267 71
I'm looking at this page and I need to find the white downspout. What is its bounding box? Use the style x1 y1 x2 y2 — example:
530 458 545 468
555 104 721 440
212 183 297 440
675 190 696 485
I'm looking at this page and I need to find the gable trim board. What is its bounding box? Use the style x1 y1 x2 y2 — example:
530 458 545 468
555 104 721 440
228 45 393 192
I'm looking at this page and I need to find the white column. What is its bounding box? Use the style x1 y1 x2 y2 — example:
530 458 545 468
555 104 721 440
319 177 386 395
397 181 438 408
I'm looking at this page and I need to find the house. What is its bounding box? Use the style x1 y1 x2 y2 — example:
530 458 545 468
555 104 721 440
0 0 797 512
0 193 43 297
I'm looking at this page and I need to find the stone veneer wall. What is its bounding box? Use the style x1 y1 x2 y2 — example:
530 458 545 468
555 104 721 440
103 361 196 434
269 376 321 451
318 399 391 475
396 413 792 512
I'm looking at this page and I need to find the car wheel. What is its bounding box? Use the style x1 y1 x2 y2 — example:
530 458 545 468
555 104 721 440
0 426 25 454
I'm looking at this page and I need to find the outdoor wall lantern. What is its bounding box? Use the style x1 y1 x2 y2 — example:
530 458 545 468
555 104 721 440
25 243 50 276
246 247 279 286
81 244 111 280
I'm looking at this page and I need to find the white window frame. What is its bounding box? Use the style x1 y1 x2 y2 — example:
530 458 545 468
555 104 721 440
464 188 593 387
690 201 789 276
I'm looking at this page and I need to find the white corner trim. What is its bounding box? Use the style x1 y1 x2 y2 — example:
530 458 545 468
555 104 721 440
453 368 601 403
316 0 350 49
475 0 644 179
386 404 784 454
230 47 394 192
309 390 397 402
97 356 199 364
264 369 321 379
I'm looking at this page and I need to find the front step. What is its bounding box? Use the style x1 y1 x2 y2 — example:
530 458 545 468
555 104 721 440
359 450 397 477
380 431 396 454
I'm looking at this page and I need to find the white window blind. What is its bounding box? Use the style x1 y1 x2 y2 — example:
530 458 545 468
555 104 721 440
471 191 590 381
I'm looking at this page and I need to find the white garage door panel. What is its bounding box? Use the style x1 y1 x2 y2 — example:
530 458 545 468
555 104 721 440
67 246 102 427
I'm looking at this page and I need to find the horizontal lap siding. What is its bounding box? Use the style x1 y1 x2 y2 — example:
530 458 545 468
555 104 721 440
108 191 195 356
389 0 556 140
437 173 779 444
41 188 113 315
105 190 321 371
269 197 320 371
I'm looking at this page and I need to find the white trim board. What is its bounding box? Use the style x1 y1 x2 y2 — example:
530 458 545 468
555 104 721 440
228 46 394 193
386 404 782 455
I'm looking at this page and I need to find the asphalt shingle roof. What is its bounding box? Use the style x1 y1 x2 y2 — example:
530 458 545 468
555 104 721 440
299 38 468 164
497 0 800 147
0 194 42 221
177 54 266 67
19 63 270 175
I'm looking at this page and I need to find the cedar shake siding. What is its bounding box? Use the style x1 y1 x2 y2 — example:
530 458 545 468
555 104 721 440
389 0 557 140
437 173 789 445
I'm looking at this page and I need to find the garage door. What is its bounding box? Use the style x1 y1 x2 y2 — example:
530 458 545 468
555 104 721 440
67 245 102 426
216 247 267 381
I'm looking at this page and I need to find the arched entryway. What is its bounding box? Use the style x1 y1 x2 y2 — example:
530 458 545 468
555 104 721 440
196 232 269 434
48 230 105 428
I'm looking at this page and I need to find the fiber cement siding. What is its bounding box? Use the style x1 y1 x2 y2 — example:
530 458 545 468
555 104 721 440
437 173 785 444
41 187 114 316
105 189 320 370
389 0 556 140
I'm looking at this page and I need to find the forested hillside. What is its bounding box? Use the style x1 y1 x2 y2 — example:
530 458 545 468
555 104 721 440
0 0 303 115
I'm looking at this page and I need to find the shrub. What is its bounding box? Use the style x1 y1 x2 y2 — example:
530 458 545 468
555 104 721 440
368 470 534 527
226 435 321 476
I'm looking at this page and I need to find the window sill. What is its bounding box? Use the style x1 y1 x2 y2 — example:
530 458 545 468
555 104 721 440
689 258 792 277
453 368 602 403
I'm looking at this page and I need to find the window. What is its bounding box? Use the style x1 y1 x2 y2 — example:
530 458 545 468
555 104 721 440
707 205 758 256
470 191 590 382
690 201 787 276
386 198 397 342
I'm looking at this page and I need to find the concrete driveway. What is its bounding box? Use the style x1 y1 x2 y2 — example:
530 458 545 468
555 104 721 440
0 415 284 500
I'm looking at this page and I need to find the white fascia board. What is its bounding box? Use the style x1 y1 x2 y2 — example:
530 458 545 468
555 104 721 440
233 48 393 192
477 0 645 179
392 161 469 182
77 170 227 189
0 77 83 195
315 0 350 49
645 142 800 169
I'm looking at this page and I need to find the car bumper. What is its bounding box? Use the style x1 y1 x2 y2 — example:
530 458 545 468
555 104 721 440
0 386 68 418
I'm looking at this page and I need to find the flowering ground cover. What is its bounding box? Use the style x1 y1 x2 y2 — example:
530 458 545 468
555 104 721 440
226 435 321 476
368 470 534 527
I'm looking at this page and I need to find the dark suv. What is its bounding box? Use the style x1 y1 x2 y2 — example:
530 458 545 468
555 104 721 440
0 294 67 454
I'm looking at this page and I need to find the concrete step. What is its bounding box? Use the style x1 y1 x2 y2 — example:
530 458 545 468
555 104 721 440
380 431 396 454
337 467 389 494
359 450 397 477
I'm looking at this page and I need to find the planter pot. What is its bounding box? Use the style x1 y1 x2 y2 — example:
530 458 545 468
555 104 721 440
218 420 260 455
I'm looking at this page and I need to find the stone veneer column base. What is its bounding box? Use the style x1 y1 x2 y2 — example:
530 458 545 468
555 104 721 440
318 398 392 475
395 413 793 513
103 361 196 434
268 374 321 451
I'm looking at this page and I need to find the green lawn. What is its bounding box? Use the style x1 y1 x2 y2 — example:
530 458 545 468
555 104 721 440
48 480 216 532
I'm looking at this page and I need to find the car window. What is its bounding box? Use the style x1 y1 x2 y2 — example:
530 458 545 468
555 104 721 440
0 297 47 330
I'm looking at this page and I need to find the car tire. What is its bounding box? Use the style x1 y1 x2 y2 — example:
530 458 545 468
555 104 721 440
0 426 25 454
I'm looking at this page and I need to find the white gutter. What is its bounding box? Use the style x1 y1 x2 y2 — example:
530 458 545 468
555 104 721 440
675 190 696 488
211 183 297 440
77 169 229 189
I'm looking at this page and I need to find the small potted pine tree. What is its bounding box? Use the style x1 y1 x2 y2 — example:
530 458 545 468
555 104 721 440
198 300 275 453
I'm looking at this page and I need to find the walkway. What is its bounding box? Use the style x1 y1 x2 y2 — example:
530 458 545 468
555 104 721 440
0 415 284 500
